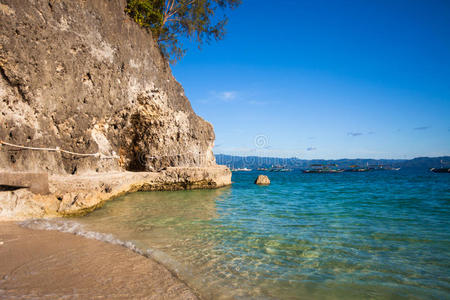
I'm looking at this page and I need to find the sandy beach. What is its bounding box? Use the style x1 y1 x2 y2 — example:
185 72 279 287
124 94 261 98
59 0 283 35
0 222 198 299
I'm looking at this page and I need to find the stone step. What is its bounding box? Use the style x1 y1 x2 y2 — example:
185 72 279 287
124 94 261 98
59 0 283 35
0 172 49 195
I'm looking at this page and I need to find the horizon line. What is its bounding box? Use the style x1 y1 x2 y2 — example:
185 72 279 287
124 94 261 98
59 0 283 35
214 153 450 161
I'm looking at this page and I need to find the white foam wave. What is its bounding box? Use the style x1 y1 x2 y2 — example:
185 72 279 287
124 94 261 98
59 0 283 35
20 218 146 254
19 219 188 278
18 219 262 299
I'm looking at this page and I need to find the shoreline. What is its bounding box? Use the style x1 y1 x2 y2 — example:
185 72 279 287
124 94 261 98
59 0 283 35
0 221 201 299
0 166 231 298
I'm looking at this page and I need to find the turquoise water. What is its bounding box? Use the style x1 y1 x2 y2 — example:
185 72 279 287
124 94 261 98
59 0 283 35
73 170 449 299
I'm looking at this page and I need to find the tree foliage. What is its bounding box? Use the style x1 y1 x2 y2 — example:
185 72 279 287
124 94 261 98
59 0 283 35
125 0 241 63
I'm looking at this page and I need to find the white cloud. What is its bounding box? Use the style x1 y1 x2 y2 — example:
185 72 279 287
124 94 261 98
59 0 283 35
248 100 271 105
348 132 363 137
220 91 237 101
413 126 430 130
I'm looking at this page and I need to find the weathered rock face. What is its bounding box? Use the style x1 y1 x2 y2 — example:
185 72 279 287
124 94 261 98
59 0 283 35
0 0 216 174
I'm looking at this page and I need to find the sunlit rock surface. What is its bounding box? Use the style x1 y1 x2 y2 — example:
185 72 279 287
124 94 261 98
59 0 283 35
0 0 231 219
255 175 270 185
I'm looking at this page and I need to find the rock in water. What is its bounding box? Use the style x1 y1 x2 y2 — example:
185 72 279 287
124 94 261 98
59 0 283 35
255 175 270 185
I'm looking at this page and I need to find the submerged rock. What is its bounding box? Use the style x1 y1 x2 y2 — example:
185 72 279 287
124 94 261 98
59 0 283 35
255 175 270 185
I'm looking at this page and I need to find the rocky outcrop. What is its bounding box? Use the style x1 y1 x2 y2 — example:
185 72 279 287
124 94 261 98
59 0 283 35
0 0 231 219
255 175 270 185
0 166 230 220
0 0 216 174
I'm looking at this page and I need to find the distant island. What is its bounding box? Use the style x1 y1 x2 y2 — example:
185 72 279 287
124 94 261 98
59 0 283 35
216 154 450 171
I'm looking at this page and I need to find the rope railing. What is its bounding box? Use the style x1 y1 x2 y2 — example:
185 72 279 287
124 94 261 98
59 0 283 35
0 140 118 159
0 140 207 160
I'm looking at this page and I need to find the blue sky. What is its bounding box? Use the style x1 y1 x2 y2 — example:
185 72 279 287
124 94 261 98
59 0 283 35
172 0 450 159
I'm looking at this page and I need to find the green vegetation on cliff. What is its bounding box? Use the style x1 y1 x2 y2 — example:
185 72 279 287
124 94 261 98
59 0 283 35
125 0 241 63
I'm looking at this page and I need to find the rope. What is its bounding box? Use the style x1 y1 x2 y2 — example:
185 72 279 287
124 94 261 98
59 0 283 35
0 140 206 160
0 140 119 159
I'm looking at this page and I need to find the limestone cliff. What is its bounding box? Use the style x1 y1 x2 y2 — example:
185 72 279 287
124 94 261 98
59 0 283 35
0 0 216 174
0 0 231 220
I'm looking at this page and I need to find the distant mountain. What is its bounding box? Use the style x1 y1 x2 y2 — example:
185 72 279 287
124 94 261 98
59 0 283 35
398 157 450 169
215 154 450 170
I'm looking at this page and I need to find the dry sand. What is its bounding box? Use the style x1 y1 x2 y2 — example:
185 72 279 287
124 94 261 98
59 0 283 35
0 222 199 299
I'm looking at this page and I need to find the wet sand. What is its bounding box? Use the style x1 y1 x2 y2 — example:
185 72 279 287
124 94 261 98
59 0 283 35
0 222 198 299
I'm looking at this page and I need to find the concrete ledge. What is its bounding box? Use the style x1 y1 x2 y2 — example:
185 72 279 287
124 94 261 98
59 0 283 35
0 173 50 195
0 165 231 220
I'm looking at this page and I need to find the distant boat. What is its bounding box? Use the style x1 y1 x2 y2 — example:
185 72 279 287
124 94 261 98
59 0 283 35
231 168 252 172
302 164 343 173
303 169 344 173
385 166 401 171
430 168 450 173
344 165 370 172
367 164 400 171
430 160 449 173
269 166 292 172
257 168 269 171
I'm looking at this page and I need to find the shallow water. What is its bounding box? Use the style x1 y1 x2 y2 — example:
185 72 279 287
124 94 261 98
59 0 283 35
40 170 450 299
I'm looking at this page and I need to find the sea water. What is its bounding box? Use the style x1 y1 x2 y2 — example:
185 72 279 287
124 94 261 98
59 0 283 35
34 170 450 299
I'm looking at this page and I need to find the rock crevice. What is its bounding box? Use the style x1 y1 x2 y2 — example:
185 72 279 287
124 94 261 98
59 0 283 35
0 0 218 174
0 0 231 219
